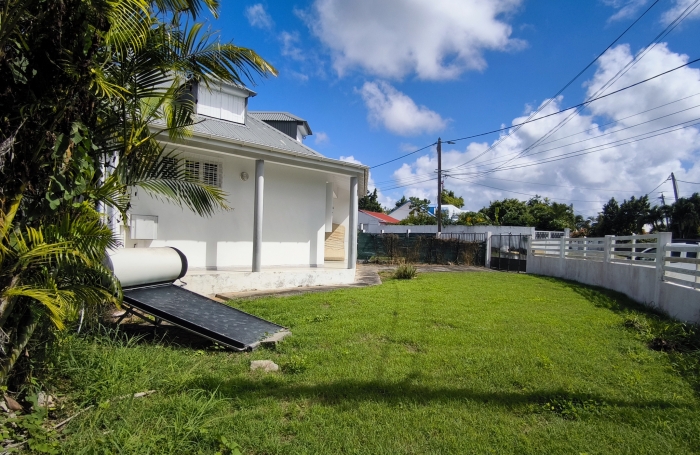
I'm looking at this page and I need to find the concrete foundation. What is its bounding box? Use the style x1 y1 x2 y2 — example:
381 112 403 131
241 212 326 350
183 264 356 296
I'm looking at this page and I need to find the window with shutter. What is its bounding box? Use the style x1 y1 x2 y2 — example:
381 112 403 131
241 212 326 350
185 160 200 181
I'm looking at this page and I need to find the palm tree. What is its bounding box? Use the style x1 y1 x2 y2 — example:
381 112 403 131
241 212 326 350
0 0 277 383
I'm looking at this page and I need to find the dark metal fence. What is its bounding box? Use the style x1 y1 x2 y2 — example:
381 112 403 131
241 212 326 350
490 234 529 272
357 232 486 266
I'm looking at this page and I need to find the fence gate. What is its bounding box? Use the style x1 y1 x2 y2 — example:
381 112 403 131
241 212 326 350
490 234 528 272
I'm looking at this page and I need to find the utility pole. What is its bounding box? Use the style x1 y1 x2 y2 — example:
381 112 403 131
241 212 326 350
670 172 680 202
659 193 670 228
437 137 442 236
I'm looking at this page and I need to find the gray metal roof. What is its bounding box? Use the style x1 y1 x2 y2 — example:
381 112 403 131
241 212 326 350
249 111 312 136
248 111 305 122
189 115 323 157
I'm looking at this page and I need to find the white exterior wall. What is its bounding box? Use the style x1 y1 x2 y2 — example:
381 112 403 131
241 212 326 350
127 151 351 270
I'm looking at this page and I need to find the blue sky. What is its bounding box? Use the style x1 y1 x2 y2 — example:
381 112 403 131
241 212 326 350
207 0 700 217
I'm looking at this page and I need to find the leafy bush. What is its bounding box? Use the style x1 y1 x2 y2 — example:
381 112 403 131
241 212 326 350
394 264 417 280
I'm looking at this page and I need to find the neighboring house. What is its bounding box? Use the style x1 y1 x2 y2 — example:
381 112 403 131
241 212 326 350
358 210 400 228
125 81 368 278
389 202 412 221
428 204 465 221
389 202 465 221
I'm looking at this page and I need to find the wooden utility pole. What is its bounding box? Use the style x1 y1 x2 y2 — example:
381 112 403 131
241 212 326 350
670 172 680 202
437 137 442 236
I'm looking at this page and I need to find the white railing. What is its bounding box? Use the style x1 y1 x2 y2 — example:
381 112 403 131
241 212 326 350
530 233 700 291
530 234 661 264
663 244 700 289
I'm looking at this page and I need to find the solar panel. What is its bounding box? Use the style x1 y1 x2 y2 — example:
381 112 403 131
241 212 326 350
122 284 285 351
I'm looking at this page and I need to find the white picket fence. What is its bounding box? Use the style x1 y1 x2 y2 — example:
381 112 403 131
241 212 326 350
530 233 700 290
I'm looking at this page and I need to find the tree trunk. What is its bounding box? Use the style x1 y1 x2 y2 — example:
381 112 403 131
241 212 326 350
0 276 19 329
0 306 40 385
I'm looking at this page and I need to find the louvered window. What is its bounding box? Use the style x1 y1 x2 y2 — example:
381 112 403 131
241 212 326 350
184 158 221 188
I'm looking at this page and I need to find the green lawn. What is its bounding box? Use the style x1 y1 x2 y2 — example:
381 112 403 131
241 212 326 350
52 272 700 454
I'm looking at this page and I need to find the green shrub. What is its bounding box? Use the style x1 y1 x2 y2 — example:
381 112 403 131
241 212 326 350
394 264 417 280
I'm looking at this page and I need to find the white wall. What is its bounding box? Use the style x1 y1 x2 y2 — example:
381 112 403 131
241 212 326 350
127 151 351 269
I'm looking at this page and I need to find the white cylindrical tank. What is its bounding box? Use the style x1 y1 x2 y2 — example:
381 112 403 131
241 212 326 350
106 247 188 288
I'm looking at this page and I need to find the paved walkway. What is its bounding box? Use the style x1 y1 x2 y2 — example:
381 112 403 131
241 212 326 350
216 263 491 301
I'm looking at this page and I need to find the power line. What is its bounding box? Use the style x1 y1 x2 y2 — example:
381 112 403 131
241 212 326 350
644 176 671 196
447 0 700 174
369 143 436 169
454 104 700 171
371 94 700 186
455 176 646 193
456 117 700 174
449 176 612 203
677 179 700 184
442 0 661 158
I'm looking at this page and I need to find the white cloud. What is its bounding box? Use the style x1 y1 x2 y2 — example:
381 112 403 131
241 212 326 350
339 156 394 208
314 131 330 145
604 0 649 22
661 0 700 24
358 81 448 136
382 43 700 217
304 0 524 80
245 4 273 29
280 31 305 61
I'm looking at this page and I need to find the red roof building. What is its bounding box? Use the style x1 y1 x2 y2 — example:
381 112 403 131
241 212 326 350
358 210 400 226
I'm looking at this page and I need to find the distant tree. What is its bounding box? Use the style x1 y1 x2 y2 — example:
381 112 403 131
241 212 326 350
455 211 490 226
440 189 464 208
359 189 383 212
669 193 700 238
408 197 430 215
590 196 651 236
394 196 409 208
526 197 576 231
479 198 534 226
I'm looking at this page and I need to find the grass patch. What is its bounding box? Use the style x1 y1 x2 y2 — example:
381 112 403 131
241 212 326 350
42 273 700 454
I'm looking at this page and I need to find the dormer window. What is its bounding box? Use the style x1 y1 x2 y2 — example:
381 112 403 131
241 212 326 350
248 111 312 143
194 82 254 124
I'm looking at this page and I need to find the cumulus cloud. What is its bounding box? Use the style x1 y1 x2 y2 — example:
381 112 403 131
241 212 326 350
245 4 273 29
383 43 700 216
359 81 448 136
314 131 330 145
304 0 524 80
339 156 394 208
280 31 305 61
661 0 700 24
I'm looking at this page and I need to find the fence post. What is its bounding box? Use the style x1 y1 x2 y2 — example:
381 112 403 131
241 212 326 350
583 236 587 259
604 235 613 263
631 236 636 261
407 229 410 238
485 232 492 268
564 228 570 238
654 232 672 308
560 236 566 259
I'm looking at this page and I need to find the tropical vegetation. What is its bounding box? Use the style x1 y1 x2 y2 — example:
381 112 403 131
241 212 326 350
0 0 276 384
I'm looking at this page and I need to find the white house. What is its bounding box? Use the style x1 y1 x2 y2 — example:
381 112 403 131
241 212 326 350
428 204 465 221
389 202 412 221
389 202 465 222
123 81 368 294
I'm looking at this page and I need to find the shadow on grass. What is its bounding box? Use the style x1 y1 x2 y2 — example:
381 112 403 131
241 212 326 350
530 274 700 395
181 375 695 414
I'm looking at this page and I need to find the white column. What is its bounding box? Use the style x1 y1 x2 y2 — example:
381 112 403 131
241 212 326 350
252 159 264 272
325 182 334 233
348 176 358 269
654 232 673 306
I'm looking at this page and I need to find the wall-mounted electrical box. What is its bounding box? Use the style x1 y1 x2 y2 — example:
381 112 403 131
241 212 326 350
130 215 158 240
